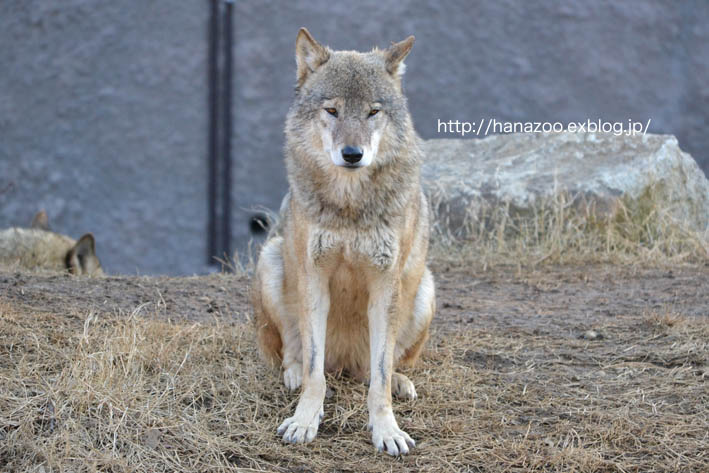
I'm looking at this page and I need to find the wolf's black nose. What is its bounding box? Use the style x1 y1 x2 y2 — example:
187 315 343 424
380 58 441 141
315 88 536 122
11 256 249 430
341 146 363 164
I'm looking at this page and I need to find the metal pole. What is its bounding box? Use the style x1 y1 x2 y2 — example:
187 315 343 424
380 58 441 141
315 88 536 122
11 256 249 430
206 0 220 264
221 0 234 262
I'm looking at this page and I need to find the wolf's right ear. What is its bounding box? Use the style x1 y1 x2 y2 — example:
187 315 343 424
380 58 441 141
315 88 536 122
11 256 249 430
31 210 50 230
66 233 102 276
384 35 415 77
295 27 329 87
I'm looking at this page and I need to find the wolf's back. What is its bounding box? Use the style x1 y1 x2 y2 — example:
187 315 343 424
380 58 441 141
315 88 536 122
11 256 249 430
0 228 75 271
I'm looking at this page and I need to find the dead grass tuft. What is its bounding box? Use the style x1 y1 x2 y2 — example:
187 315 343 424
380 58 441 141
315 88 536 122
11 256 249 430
429 187 709 270
645 309 688 330
1 300 707 472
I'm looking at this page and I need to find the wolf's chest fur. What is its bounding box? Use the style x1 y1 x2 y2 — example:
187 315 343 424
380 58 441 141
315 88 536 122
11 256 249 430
308 222 399 270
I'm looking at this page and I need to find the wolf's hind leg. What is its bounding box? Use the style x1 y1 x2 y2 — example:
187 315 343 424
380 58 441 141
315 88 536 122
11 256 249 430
254 237 302 390
396 267 435 367
391 267 435 400
281 329 303 391
391 372 417 400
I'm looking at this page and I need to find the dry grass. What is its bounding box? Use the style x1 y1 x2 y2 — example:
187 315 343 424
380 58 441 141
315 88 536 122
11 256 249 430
429 188 709 270
1 300 706 472
224 188 709 276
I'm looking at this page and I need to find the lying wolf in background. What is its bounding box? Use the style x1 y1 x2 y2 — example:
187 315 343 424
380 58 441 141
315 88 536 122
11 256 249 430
252 28 435 455
0 210 103 276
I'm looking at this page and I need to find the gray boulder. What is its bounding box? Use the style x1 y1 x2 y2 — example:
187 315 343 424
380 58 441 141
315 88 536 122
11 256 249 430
421 132 709 238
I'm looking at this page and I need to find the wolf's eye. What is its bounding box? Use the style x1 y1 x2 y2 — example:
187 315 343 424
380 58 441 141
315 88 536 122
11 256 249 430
368 109 380 117
325 108 338 117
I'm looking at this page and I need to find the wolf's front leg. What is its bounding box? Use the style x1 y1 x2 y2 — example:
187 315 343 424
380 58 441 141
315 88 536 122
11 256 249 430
366 274 416 456
277 270 329 444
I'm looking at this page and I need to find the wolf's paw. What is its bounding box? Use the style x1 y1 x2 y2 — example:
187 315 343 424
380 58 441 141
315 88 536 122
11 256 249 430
283 363 303 391
277 403 324 444
391 372 417 400
368 414 415 456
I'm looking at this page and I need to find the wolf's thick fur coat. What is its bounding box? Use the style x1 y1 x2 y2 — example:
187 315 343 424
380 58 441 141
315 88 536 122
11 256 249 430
0 211 102 276
252 28 434 456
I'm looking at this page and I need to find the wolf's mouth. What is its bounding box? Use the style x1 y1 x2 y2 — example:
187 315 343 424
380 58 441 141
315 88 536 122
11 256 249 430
341 162 363 170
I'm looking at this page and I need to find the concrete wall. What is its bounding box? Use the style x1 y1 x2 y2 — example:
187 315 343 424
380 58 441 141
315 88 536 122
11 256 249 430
1 0 707 275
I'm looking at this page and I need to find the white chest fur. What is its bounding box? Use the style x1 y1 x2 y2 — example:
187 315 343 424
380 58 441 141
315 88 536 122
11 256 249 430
308 225 399 271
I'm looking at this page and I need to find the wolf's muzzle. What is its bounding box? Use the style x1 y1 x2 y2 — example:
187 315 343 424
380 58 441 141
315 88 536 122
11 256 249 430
341 146 364 164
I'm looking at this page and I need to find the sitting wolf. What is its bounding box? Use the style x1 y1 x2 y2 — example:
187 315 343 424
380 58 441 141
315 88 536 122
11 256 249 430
252 28 435 455
0 211 103 276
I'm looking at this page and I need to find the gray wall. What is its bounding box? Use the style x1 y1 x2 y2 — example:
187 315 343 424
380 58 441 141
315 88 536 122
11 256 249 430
1 0 707 275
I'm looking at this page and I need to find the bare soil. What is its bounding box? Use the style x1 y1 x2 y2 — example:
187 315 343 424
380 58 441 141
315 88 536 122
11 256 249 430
1 263 707 472
2 263 707 330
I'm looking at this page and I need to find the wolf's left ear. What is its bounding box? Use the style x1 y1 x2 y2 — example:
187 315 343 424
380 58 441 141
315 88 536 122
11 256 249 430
31 210 50 230
384 35 415 77
295 27 330 86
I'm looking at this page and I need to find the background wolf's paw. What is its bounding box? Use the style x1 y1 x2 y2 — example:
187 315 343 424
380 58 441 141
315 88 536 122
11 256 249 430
391 372 417 400
283 363 303 391
369 416 416 456
277 405 324 444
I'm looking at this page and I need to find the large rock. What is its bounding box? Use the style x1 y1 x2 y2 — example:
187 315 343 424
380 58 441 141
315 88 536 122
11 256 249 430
422 132 709 237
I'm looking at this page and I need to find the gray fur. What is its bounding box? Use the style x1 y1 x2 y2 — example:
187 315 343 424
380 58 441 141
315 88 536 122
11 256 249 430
284 38 423 233
0 215 103 276
254 29 435 454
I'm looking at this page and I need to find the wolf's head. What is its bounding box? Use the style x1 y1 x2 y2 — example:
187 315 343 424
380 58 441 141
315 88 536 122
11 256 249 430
288 28 415 171
29 210 103 276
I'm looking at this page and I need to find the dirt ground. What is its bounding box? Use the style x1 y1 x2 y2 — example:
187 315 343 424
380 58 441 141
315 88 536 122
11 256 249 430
1 262 707 472
2 263 707 330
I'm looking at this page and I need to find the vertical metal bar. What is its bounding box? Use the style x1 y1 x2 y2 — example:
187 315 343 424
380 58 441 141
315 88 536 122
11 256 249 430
221 0 234 262
207 0 220 264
